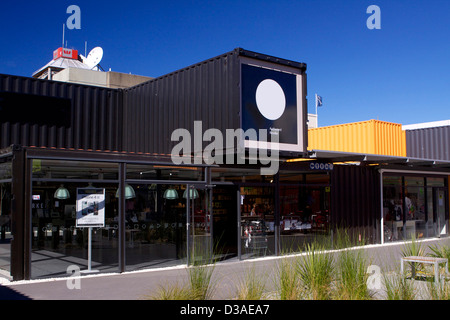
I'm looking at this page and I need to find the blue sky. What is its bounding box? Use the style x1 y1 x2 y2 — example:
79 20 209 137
1 0 449 127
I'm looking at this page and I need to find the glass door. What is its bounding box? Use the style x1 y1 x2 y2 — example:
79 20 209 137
212 186 238 260
186 185 212 265
239 186 275 259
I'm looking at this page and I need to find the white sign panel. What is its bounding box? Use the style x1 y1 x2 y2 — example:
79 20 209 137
76 188 105 227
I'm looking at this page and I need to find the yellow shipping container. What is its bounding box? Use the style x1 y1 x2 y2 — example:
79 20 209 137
308 119 406 157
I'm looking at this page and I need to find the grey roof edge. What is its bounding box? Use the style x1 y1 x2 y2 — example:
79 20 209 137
236 48 307 71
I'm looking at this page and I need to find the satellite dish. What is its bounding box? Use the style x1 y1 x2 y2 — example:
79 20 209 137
83 47 103 69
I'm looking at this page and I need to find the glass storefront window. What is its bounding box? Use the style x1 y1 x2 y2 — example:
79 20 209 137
405 176 424 187
383 176 404 242
383 174 448 242
240 187 275 259
427 177 445 187
0 162 12 180
0 182 11 274
405 185 426 239
124 184 188 271
126 164 205 181
32 159 119 180
212 167 273 184
31 181 119 279
279 185 331 252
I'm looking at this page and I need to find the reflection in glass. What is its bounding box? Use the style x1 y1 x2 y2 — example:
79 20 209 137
126 164 205 181
125 184 187 271
0 182 12 273
405 186 426 239
32 159 119 180
383 176 404 242
31 182 119 279
280 185 330 252
240 187 275 259
383 175 448 242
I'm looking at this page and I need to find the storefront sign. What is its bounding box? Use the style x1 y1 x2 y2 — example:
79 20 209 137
76 188 105 227
309 162 334 171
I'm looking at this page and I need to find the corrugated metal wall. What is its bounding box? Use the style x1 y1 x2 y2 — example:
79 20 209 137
308 119 406 156
331 165 380 243
405 126 450 160
1 48 307 156
0 74 123 151
123 50 242 155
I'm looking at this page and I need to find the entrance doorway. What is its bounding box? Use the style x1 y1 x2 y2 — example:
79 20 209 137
239 186 275 259
212 186 238 260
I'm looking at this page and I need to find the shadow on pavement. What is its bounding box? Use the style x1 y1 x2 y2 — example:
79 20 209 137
0 285 32 300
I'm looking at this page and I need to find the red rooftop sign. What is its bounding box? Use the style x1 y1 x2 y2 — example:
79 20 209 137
53 48 78 60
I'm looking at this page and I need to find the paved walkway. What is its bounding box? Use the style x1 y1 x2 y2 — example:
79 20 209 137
1 238 449 300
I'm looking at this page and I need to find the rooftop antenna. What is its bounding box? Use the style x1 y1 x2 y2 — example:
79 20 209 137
62 24 65 48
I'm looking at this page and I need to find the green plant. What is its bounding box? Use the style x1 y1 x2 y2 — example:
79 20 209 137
149 282 192 300
401 235 425 257
186 239 220 300
334 247 373 300
426 279 450 300
428 243 450 261
187 264 216 300
383 272 416 300
401 235 426 278
235 267 267 300
297 243 334 300
276 258 302 300
150 239 220 300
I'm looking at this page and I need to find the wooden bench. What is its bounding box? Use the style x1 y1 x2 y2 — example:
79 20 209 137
401 256 449 283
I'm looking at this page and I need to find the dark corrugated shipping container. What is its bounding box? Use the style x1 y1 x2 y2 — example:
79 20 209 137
330 165 381 243
405 126 450 161
123 48 308 155
0 74 122 151
0 48 307 157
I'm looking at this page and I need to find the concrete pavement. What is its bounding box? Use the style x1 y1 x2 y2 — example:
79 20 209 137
1 237 449 300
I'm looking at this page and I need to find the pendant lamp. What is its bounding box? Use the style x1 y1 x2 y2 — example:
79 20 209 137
163 188 178 200
115 184 136 200
183 188 199 199
54 185 70 200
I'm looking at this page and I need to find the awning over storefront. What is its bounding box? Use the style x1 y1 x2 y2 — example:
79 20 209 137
308 149 450 170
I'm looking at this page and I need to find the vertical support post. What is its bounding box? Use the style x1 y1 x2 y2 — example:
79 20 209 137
10 145 26 280
434 261 439 284
206 168 213 253
118 163 126 273
186 184 191 266
237 188 241 260
400 258 404 276
380 170 384 244
274 171 280 256
23 157 32 280
87 227 92 271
